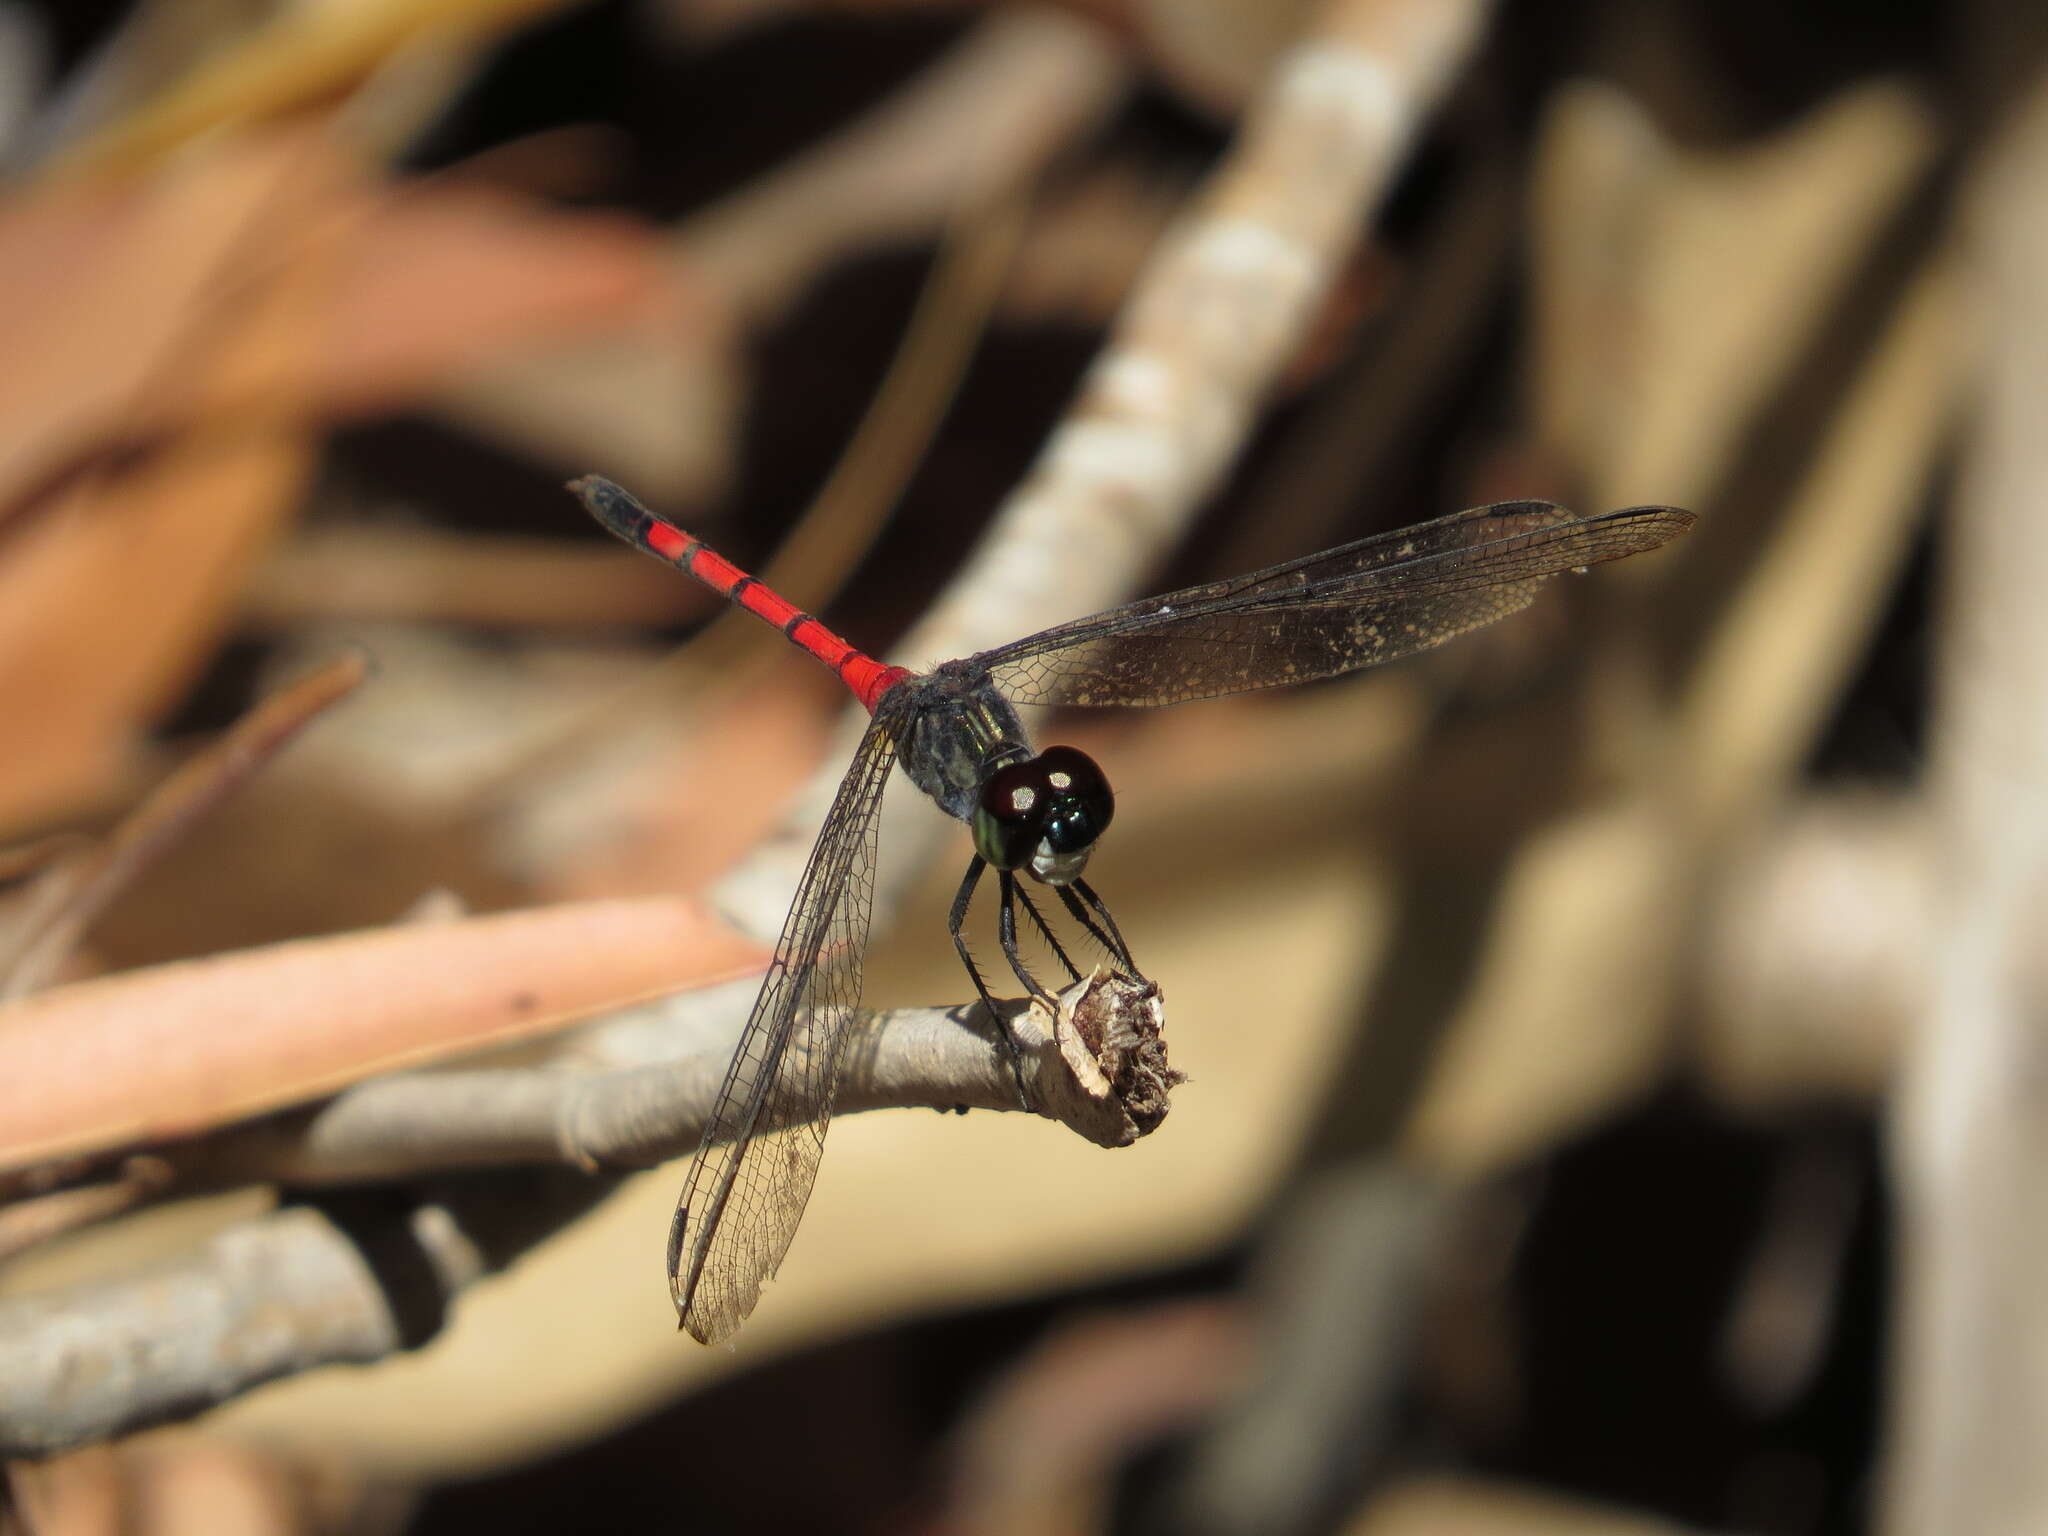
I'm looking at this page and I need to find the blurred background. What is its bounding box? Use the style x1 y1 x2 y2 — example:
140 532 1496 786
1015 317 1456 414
1 0 2042 1532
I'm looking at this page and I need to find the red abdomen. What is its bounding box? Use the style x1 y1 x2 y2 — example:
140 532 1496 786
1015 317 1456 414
572 476 913 712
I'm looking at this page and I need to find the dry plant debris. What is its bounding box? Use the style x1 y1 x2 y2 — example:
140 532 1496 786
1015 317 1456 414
0 1 2034 1533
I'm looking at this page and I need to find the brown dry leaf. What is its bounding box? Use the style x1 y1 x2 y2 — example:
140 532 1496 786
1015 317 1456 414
0 895 766 1174
0 440 308 841
0 128 671 835
0 131 338 835
0 136 667 497
320 182 671 416
0 130 323 522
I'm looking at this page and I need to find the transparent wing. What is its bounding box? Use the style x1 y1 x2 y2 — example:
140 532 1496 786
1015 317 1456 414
986 503 1694 708
669 704 902 1344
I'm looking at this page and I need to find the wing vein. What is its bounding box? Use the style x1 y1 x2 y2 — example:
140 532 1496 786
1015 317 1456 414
667 705 902 1343
985 503 1693 709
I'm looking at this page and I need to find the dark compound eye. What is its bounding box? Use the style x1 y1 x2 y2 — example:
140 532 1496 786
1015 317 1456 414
971 746 1114 879
972 758 1045 870
1031 745 1112 854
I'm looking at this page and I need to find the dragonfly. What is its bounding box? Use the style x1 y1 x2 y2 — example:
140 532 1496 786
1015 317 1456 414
572 475 1694 1342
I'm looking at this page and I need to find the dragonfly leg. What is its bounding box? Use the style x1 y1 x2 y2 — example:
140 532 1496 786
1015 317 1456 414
1062 877 1139 974
1012 882 1084 985
950 856 1031 1109
996 870 1059 1004
948 856 998 1008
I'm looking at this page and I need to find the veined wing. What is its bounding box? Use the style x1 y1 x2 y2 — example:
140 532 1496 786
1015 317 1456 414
986 503 1693 709
669 703 903 1344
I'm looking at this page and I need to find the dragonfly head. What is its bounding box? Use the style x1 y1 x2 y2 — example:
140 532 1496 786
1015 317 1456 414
972 745 1114 886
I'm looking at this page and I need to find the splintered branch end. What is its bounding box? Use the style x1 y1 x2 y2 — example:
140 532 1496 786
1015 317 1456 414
1029 970 1180 1148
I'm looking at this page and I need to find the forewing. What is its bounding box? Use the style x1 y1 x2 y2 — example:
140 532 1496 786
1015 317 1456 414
669 706 901 1344
988 503 1693 708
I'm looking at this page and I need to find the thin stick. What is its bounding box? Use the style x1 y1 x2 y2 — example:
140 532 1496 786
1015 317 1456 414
0 652 367 1000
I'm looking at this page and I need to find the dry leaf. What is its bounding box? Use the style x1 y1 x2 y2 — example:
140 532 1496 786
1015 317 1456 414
321 183 670 416
0 895 766 1173
0 126 670 833
0 130 338 832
